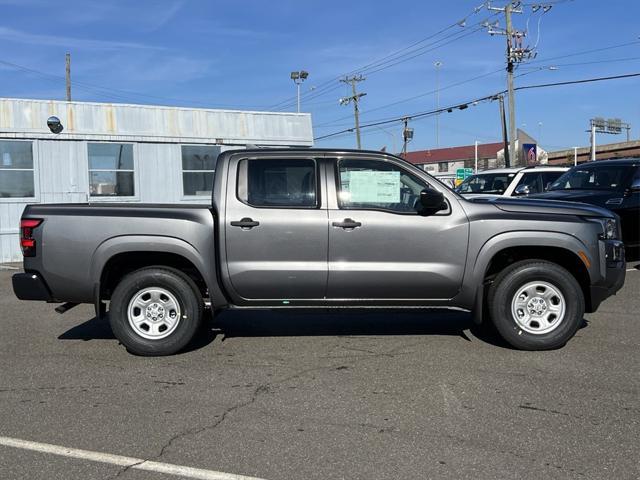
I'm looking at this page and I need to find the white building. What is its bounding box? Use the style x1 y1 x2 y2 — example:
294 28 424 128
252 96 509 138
0 98 313 262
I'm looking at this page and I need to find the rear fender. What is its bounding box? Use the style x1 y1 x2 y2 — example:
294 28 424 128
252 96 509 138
90 235 227 311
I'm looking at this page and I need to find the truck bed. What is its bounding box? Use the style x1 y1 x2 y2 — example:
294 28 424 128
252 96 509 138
21 203 217 304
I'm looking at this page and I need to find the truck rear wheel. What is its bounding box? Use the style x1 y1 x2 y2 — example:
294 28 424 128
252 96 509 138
488 260 584 350
109 267 203 356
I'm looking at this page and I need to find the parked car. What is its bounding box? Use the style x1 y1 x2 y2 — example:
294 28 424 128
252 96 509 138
432 173 457 189
455 166 568 197
530 158 640 247
12 149 625 355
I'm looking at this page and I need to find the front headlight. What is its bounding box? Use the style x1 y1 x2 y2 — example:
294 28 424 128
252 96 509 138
598 218 618 240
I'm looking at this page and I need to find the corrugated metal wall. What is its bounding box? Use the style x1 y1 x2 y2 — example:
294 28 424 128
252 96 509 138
0 98 313 145
0 141 239 262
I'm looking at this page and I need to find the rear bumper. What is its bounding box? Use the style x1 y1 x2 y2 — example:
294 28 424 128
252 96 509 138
12 272 53 301
589 240 626 312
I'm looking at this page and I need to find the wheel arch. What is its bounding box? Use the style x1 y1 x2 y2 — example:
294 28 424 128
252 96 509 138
91 236 227 314
469 232 595 323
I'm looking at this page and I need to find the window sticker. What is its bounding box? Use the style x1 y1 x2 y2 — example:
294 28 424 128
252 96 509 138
343 170 400 203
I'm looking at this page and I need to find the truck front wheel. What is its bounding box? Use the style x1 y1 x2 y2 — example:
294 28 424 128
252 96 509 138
488 260 585 350
109 267 203 356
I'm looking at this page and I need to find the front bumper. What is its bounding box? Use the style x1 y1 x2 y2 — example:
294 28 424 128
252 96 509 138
12 272 53 301
589 240 625 312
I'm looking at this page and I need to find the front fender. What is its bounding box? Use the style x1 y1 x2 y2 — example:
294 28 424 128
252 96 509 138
458 230 594 320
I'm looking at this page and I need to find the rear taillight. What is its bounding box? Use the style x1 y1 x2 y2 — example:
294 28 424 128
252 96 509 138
20 218 42 257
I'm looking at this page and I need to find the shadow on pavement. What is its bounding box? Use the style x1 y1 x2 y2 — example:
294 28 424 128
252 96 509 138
58 309 590 352
58 317 115 341
215 308 513 349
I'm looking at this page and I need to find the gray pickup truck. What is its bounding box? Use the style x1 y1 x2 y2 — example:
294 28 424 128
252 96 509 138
12 149 626 355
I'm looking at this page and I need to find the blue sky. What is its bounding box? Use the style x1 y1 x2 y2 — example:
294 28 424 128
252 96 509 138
0 0 638 152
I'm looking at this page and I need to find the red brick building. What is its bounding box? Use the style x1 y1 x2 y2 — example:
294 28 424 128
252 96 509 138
403 142 504 174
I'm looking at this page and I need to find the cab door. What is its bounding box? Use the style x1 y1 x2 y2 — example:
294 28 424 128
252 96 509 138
326 156 468 300
224 154 328 302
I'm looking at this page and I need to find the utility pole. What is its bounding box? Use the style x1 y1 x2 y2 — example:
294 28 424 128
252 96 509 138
401 118 414 157
339 75 366 149
65 53 71 102
504 3 517 167
486 2 544 167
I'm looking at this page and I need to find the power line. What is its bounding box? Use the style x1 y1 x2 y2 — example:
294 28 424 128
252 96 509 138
267 8 498 111
515 71 640 91
301 38 640 114
527 40 640 66
313 68 503 129
314 71 640 141
273 18 495 111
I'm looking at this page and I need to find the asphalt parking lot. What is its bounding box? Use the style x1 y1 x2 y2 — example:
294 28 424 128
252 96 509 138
0 263 639 480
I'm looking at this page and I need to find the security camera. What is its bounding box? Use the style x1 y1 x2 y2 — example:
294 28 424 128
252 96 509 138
47 116 64 134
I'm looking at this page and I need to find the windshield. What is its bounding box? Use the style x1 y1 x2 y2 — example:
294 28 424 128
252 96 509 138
455 172 515 194
549 165 634 192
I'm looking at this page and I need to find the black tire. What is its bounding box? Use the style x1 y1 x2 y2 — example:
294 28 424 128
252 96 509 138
109 267 203 356
488 260 584 351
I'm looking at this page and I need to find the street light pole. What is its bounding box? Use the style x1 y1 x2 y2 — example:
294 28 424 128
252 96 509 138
290 70 309 113
538 121 543 145
474 140 479 173
590 121 597 161
434 61 442 147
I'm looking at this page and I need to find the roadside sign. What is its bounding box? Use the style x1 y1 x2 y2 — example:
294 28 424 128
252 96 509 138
457 168 474 180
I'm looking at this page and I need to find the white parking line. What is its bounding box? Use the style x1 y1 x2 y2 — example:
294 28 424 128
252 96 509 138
0 436 268 480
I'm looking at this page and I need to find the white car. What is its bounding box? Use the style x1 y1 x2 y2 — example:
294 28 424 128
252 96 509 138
454 166 569 197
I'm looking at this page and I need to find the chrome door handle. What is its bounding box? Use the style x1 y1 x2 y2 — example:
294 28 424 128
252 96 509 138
230 217 259 229
332 218 362 229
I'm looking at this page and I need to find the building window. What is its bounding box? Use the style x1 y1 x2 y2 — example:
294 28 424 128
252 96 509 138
88 143 135 197
0 141 35 198
438 162 449 173
182 145 218 196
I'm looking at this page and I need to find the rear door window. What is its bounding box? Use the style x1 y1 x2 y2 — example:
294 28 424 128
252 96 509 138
237 158 318 208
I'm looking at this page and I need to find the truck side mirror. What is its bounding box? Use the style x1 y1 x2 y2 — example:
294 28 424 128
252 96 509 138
514 184 530 196
418 187 446 215
630 178 640 193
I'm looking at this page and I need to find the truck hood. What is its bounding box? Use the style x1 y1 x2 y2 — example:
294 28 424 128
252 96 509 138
527 189 621 210
467 196 614 218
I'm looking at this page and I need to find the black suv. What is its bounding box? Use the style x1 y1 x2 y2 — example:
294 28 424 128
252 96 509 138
530 159 640 247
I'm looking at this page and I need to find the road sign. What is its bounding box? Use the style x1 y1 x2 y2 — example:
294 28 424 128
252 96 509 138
457 168 474 180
